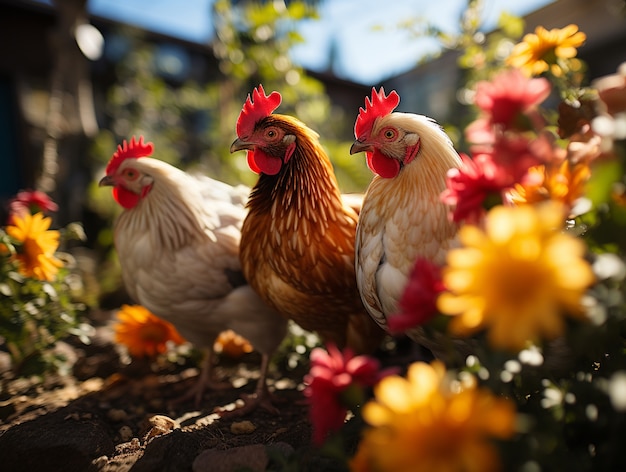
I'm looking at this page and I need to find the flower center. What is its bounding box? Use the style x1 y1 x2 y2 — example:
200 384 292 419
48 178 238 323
140 323 168 343
496 259 547 306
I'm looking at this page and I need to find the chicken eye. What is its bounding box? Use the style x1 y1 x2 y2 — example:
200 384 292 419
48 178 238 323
124 169 139 181
383 128 397 140
264 127 280 140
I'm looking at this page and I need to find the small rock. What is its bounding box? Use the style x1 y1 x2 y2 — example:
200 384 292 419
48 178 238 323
92 451 142 472
230 420 256 435
142 414 179 442
91 455 109 468
148 414 179 430
119 425 134 442
107 408 128 422
114 437 141 454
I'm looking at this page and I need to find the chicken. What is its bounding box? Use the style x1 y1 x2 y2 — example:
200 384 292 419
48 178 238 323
350 87 463 361
229 85 384 355
98 136 288 415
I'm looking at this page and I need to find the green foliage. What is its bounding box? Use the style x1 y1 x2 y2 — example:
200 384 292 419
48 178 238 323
209 0 356 171
212 0 317 82
324 141 372 193
272 321 321 374
0 225 90 378
579 161 626 255
585 159 624 208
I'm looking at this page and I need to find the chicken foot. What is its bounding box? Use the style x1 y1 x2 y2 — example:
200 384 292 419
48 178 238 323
214 352 280 418
169 347 231 408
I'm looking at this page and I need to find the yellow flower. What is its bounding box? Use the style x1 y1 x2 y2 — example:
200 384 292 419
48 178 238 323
5 212 63 281
509 159 591 211
507 24 586 77
437 202 595 352
350 362 516 472
114 304 186 358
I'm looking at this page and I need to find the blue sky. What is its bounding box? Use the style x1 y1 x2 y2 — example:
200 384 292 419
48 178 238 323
87 0 553 85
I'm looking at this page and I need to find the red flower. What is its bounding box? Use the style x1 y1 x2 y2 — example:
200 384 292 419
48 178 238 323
441 153 507 224
474 68 551 131
8 190 58 223
304 344 394 446
388 258 446 333
465 117 495 147
476 134 547 187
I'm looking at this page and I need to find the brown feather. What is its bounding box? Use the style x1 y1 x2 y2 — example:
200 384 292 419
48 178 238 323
240 115 384 353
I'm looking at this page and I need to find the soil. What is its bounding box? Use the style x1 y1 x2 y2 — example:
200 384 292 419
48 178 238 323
0 308 416 472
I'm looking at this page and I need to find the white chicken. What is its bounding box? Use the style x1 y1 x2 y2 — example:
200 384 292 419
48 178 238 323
99 136 288 414
350 88 464 361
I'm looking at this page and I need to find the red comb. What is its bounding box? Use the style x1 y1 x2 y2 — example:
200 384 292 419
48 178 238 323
106 136 154 174
236 84 282 138
354 87 400 139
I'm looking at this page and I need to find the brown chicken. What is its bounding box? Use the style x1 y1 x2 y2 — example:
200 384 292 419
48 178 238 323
99 136 288 414
229 85 384 354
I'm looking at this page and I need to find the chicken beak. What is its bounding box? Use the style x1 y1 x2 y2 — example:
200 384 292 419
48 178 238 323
230 138 254 153
350 140 372 155
98 175 114 187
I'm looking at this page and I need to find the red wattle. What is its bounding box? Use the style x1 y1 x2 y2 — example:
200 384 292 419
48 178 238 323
250 148 283 176
366 152 374 170
247 151 261 174
113 186 141 209
368 150 400 179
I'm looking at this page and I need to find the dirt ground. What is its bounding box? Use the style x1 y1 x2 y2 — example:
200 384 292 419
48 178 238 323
0 309 414 472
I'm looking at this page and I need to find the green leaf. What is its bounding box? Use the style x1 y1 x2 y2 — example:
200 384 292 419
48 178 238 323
497 12 524 39
586 160 624 207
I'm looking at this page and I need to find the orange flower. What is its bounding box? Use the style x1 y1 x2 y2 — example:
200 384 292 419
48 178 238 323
114 304 185 358
509 159 591 210
507 24 586 77
5 212 63 281
214 329 253 358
